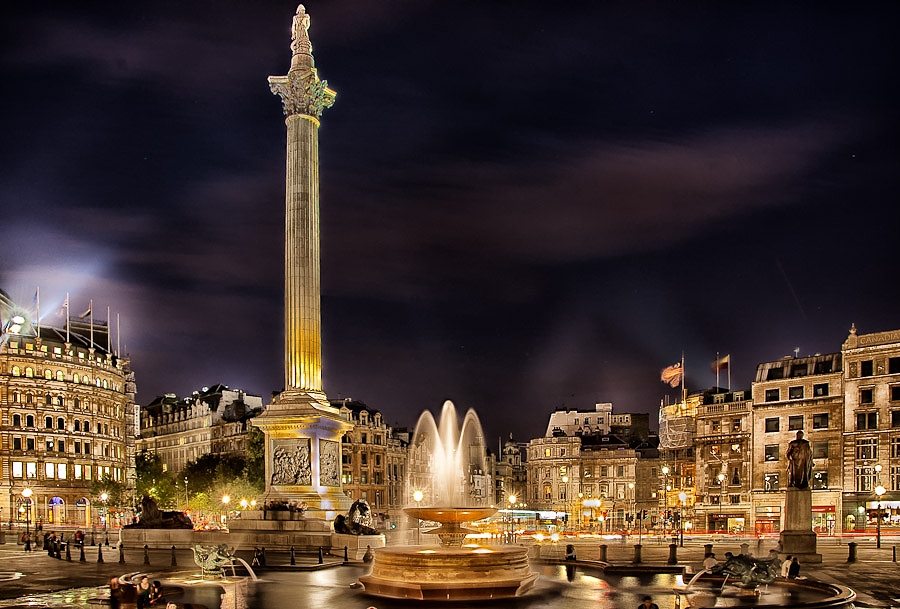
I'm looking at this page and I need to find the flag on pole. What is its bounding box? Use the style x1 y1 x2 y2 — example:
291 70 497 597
80 303 92 318
711 354 730 373
660 363 683 387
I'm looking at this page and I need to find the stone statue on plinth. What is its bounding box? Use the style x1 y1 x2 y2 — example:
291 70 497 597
786 430 813 489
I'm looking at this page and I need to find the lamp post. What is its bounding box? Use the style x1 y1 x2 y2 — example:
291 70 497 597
717 473 726 533
21 488 32 538
221 495 231 529
628 482 635 535
678 492 687 547
661 466 670 534
561 475 569 532
184 477 189 513
100 492 109 546
413 490 423 544
507 494 516 543
577 492 583 532
875 482 886 549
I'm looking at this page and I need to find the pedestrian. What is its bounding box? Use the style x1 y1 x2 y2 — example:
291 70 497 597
21 531 32 551
251 547 261 567
788 556 800 579
109 577 121 609
149 580 165 606
565 544 577 561
780 555 792 578
638 595 660 609
702 552 717 570
136 576 152 609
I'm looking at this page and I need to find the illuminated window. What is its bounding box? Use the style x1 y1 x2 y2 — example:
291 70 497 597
11 366 21 376
57 464 66 479
73 374 80 383
25 462 37 478
44 369 52 380
45 463 55 478
25 367 34 378
56 370 64 381
12 462 23 478
74 464 82 479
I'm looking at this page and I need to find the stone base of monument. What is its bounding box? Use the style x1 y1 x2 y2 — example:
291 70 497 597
778 488 822 563
121 510 334 552
778 530 822 563
332 532 386 560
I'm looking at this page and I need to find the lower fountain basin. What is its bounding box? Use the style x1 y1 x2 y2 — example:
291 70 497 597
359 544 538 601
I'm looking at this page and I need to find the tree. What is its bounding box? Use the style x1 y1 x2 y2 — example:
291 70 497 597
244 427 265 492
135 449 176 508
90 474 127 508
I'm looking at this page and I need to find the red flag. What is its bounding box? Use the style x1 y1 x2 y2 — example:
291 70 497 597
711 354 730 373
660 363 683 387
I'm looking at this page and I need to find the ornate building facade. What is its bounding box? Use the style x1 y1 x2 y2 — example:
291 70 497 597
336 399 408 528
137 384 264 475
0 291 136 528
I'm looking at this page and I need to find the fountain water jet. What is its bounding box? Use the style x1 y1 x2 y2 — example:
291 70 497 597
359 400 538 601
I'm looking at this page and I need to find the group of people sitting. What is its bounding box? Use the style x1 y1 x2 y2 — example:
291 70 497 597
110 575 173 609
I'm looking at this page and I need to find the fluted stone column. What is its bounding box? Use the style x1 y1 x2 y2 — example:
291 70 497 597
252 4 351 517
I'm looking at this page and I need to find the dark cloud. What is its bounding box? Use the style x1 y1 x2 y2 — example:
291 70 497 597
1 2 898 445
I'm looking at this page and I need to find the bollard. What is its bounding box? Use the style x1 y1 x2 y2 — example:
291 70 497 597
740 542 750 556
79 544 86 563
290 546 296 566
171 545 177 567
318 547 324 564
893 545 897 562
667 543 678 565
632 544 643 564
847 541 858 563
97 544 104 564
143 544 150 566
55 540 62 559
344 546 349 562
598 544 608 562
66 543 72 562
119 543 125 564
704 543 713 557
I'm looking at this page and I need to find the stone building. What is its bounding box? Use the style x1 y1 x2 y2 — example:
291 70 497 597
691 388 753 534
0 291 136 528
137 384 263 474
526 404 647 533
493 435 527 506
750 352 844 535
840 325 900 532
335 399 408 527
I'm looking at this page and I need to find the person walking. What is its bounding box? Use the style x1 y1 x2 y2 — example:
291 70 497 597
780 555 792 578
638 595 660 609
702 552 718 570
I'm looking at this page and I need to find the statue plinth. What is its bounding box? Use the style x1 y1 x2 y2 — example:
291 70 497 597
779 488 822 563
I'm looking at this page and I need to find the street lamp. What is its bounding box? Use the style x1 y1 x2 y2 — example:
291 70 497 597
221 495 231 529
184 477 189 512
508 494 516 543
21 488 32 539
717 473 726 533
413 490 423 544
678 492 687 547
101 492 109 546
661 466 670 534
577 492 583 532
875 483 886 549
628 482 635 535
561 475 569 532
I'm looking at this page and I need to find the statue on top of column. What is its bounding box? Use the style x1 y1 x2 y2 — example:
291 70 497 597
290 4 313 56
785 430 813 489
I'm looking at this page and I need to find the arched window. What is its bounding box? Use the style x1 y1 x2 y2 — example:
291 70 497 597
45 393 53 405
12 414 21 427
12 392 21 403
45 416 53 429
74 397 81 409
57 417 65 430
25 394 33 404
96 378 101 387
11 366 21 376
44 369 52 380
84 420 91 433
56 370 64 381
25 367 34 378
25 415 34 427
82 376 90 385
55 396 63 406
73 374 80 384
74 420 81 432
102 379 108 389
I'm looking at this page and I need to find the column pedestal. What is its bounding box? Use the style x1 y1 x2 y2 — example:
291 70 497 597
778 488 822 563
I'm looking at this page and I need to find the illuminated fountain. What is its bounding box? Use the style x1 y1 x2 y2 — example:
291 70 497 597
359 400 538 601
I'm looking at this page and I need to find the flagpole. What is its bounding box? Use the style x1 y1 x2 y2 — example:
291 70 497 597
89 299 94 349
117 313 121 357
681 352 685 402
728 356 732 392
715 351 720 389
65 292 70 343
35 287 40 337
107 305 111 353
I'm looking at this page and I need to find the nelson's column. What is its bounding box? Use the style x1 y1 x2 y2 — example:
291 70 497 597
252 4 352 518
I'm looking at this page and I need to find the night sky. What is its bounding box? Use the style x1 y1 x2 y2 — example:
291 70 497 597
2 2 898 447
